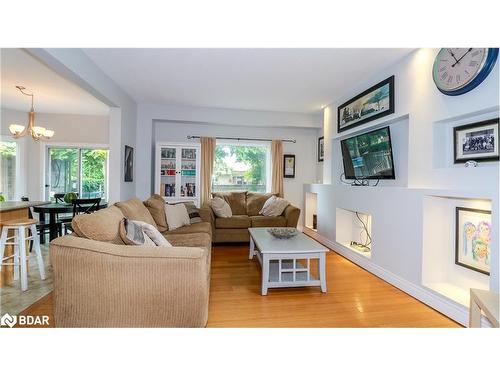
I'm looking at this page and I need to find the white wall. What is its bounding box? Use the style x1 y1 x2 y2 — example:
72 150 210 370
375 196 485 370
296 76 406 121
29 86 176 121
313 48 499 324
26 48 138 203
136 103 322 200
1 108 109 200
153 120 319 225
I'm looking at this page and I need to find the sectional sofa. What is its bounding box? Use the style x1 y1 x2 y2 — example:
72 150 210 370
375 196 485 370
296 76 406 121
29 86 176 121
49 192 300 327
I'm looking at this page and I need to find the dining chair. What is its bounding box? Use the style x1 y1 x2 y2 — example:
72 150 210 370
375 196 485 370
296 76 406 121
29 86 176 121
63 198 102 234
21 197 61 250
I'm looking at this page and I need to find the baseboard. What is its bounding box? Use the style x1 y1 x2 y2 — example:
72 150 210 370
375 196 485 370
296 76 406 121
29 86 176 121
303 228 491 328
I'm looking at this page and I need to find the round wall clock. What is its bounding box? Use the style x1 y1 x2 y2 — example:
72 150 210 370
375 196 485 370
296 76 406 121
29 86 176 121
432 48 498 96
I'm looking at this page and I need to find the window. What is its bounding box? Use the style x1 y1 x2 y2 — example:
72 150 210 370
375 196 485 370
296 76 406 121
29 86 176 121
0 140 17 200
46 146 109 200
212 143 271 193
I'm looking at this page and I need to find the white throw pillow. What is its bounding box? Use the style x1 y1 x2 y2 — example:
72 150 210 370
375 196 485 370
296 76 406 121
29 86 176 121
210 197 232 218
259 195 277 215
260 197 289 217
133 220 172 247
165 203 191 230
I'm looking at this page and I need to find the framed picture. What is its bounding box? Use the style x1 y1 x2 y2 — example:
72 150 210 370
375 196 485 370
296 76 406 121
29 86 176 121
453 118 499 163
455 207 491 275
337 76 395 133
318 137 324 162
283 154 295 178
124 145 134 182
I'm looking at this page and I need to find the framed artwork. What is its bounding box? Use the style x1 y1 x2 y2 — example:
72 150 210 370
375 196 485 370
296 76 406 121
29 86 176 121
318 137 324 162
283 154 295 178
455 207 491 275
337 76 395 133
124 145 134 182
453 118 499 163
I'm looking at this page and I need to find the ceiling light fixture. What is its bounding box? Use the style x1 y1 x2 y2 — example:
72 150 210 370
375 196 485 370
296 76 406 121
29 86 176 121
9 86 55 140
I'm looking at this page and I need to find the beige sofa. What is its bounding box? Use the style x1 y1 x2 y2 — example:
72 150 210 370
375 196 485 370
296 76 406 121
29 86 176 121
200 191 300 243
50 195 212 328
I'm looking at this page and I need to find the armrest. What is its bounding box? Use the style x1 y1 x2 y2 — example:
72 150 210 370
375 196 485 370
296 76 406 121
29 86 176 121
199 204 215 239
49 236 209 327
283 204 300 228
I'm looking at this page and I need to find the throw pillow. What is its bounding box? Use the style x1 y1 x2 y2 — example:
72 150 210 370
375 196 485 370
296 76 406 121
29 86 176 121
184 202 202 224
120 218 156 246
210 197 232 218
165 203 191 230
260 197 289 217
259 195 277 215
120 219 173 247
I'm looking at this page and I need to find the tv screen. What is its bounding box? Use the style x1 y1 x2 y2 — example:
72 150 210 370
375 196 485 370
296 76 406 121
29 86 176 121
341 126 395 180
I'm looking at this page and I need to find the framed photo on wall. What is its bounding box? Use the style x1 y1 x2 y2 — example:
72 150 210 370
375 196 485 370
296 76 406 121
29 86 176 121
124 145 134 182
318 137 324 162
455 207 491 275
283 154 295 178
453 118 499 163
337 76 395 133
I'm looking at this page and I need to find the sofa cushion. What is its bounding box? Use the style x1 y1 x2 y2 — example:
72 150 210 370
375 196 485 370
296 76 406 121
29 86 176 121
115 198 157 228
166 221 212 236
212 191 247 215
215 215 251 229
143 194 168 232
164 232 212 251
71 206 125 244
246 192 275 216
250 215 287 227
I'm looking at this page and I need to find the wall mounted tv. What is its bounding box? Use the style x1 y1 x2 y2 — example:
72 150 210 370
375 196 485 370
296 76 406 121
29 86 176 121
340 126 395 180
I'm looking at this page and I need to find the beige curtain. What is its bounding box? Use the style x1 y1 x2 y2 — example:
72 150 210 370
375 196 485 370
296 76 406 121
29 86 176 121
200 137 216 206
271 140 284 197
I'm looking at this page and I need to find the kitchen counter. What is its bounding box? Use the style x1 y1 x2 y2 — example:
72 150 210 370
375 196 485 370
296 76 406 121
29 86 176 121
0 201 49 213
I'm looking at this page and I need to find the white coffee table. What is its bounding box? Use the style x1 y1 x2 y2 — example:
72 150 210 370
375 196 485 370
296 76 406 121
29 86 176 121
248 227 328 295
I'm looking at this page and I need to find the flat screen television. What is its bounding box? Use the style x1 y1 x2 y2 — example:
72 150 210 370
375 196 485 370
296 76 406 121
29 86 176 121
340 126 395 180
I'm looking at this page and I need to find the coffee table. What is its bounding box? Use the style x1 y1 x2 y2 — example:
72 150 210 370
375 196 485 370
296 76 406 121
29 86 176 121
248 227 328 295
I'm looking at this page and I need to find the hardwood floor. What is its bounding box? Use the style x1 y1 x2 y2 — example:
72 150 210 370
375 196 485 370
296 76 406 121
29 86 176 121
20 244 460 328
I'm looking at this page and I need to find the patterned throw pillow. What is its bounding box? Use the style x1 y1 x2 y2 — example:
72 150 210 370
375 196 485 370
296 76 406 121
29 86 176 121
184 202 202 224
120 218 156 246
120 218 172 247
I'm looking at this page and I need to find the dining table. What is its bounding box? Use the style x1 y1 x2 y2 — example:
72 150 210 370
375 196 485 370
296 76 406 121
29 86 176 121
33 201 108 243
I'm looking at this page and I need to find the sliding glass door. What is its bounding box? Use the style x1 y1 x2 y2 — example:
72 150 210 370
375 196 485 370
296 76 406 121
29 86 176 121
46 146 109 201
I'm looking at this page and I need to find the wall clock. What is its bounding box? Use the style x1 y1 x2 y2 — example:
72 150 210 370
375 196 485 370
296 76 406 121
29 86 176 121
432 48 498 96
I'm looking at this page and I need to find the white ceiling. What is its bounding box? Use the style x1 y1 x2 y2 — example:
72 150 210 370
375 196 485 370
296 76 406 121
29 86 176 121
84 48 413 114
1 48 109 116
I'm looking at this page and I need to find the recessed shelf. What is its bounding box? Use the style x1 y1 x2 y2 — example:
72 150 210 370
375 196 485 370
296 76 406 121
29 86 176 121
335 208 372 260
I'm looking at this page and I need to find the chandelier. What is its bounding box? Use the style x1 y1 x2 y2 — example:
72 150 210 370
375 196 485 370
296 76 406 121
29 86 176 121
9 86 55 140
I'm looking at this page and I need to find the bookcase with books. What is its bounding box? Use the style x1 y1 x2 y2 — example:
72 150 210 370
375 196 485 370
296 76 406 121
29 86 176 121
155 142 201 207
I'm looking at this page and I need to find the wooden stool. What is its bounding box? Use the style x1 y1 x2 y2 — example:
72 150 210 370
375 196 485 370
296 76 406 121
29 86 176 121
0 218 46 291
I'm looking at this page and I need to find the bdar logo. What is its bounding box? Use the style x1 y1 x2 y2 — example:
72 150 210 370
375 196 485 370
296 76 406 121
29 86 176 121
1 313 17 328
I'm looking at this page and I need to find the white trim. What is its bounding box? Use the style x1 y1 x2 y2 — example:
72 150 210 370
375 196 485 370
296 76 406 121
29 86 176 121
303 227 492 327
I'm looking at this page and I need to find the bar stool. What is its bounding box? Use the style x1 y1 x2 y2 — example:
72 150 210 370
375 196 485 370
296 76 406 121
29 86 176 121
0 218 46 291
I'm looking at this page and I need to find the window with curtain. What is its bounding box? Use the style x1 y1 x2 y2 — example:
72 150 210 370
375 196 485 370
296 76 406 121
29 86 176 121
0 140 18 200
46 146 109 200
212 143 271 193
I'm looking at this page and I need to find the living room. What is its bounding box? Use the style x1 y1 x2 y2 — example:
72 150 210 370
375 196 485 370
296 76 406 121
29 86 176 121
1 1 499 374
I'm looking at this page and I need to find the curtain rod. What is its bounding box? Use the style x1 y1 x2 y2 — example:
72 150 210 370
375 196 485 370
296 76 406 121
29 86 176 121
187 135 296 143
